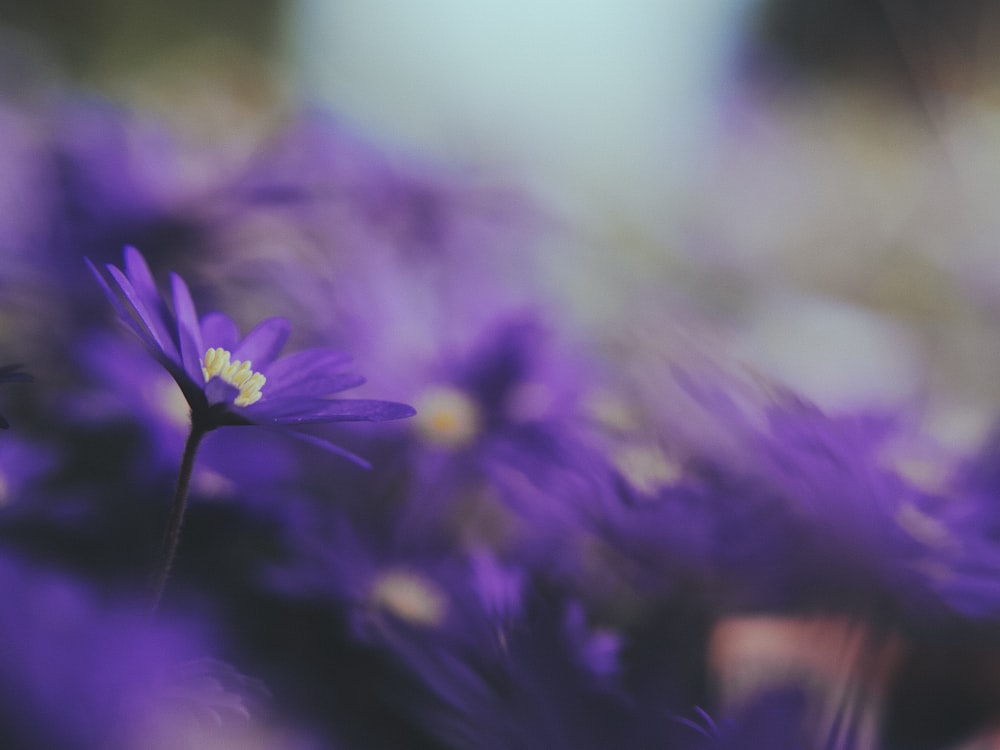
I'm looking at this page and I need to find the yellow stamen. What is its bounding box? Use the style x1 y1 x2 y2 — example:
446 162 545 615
201 347 266 407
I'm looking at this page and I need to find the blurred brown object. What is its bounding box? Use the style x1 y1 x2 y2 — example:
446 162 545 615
710 614 904 749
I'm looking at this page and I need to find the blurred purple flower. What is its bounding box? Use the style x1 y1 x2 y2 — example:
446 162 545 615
107 656 274 750
670 373 1000 620
66 331 188 467
0 553 252 749
363 575 643 750
45 101 195 268
88 246 414 461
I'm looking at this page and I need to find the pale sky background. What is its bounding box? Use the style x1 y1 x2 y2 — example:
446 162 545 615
287 1 998 439
292 0 755 226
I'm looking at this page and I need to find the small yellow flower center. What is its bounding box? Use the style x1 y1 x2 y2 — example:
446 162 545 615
894 502 956 551
414 386 480 447
584 388 639 432
370 570 448 627
201 347 266 407
612 443 682 495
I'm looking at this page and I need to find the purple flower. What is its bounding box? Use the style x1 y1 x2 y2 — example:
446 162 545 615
0 553 220 748
87 246 414 461
0 364 32 430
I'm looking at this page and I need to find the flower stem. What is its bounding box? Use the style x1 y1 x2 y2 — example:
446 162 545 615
148 424 206 615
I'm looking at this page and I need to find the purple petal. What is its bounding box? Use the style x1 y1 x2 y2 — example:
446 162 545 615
171 273 204 381
123 245 159 301
122 246 176 352
267 428 372 469
87 259 145 337
104 264 178 360
200 313 240 351
261 348 353 390
261 399 416 424
263 372 366 400
232 317 291 368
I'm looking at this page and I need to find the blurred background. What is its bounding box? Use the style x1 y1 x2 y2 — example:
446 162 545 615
5 0 1000 441
8 4 1000 748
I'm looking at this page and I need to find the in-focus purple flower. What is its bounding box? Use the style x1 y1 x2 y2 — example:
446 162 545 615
87 246 415 462
0 363 32 430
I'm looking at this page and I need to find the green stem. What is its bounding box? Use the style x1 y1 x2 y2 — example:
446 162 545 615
148 423 206 615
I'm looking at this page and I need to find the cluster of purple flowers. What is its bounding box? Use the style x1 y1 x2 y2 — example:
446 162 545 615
4 77 1000 750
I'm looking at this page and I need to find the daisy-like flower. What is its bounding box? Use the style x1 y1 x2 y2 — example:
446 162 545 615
0 364 33 430
87 246 415 448
88 246 415 612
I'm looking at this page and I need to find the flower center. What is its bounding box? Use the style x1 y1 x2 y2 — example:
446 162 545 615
201 347 266 407
413 386 480 447
370 570 447 627
612 443 682 495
